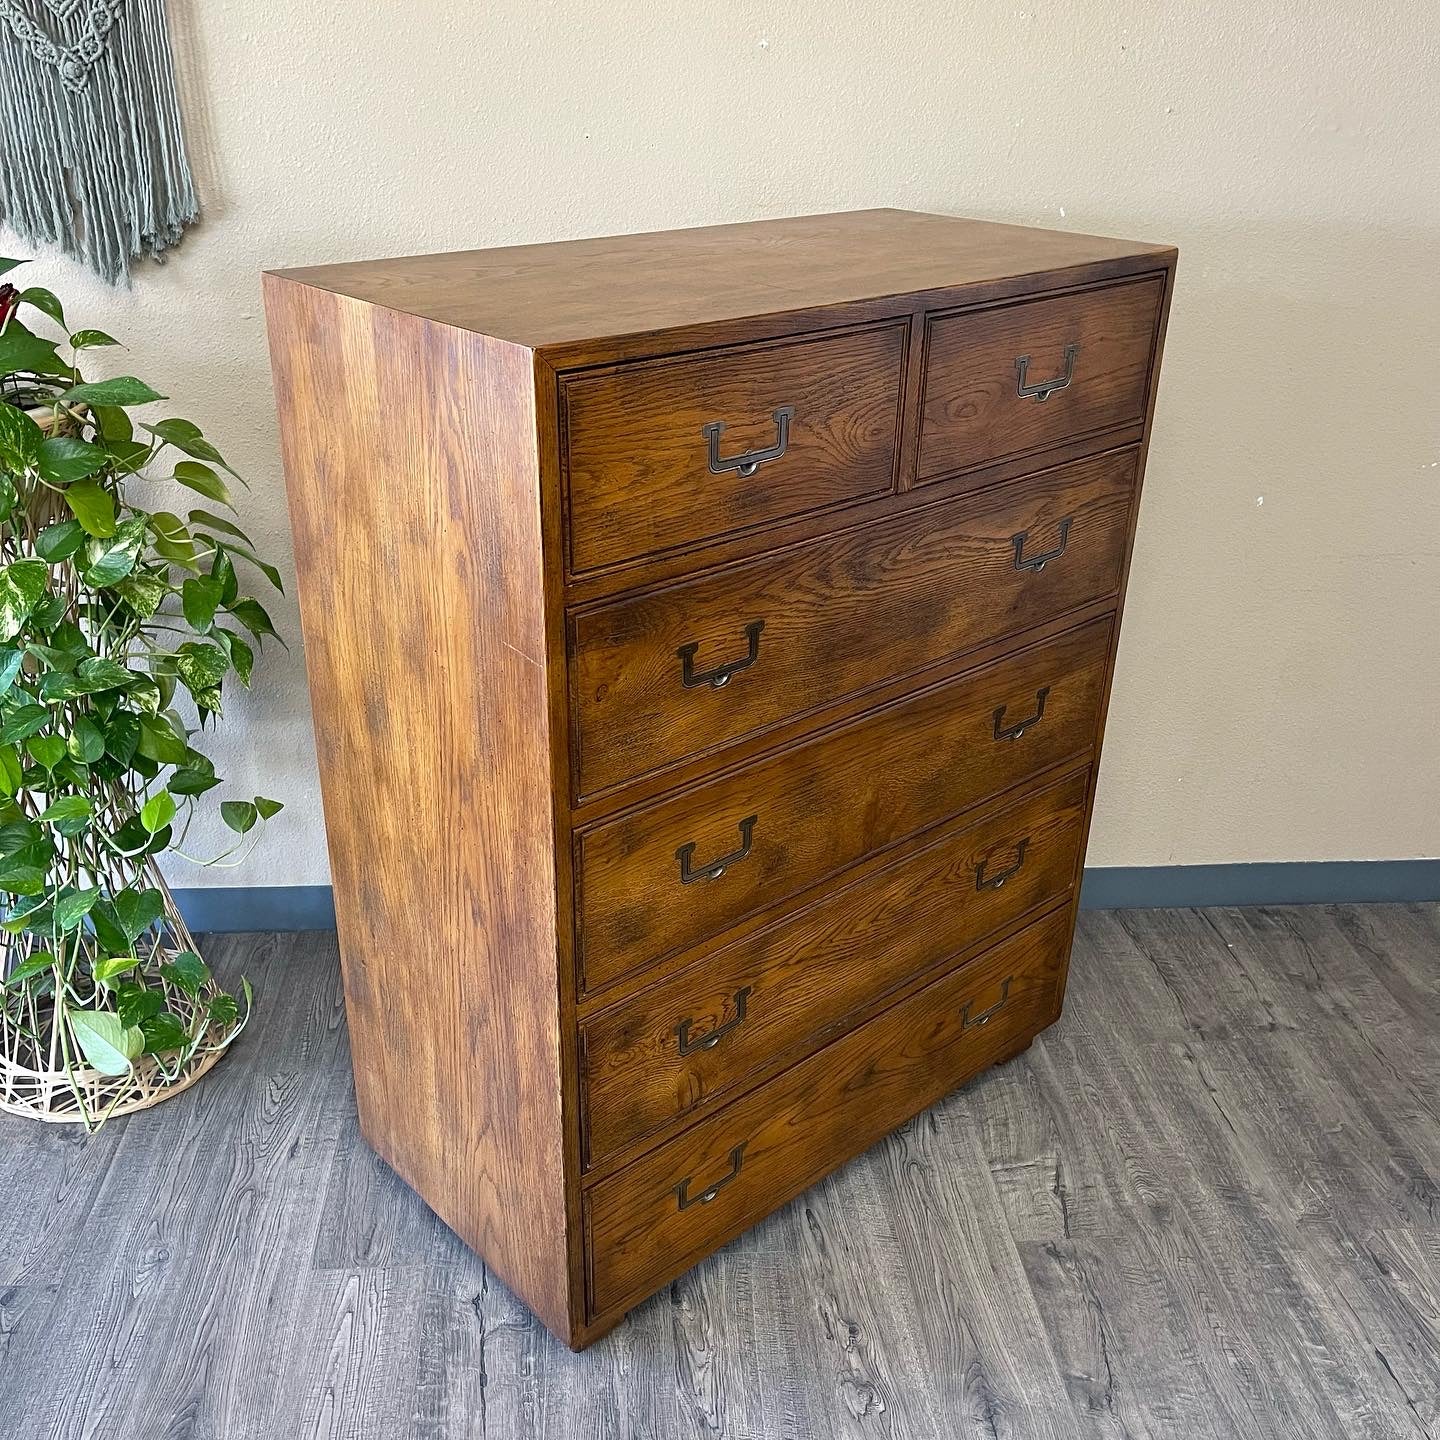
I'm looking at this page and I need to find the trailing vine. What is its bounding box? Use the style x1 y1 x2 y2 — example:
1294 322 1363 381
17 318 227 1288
0 258 282 1127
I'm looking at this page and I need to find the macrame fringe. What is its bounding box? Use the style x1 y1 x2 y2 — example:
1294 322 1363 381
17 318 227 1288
0 0 197 285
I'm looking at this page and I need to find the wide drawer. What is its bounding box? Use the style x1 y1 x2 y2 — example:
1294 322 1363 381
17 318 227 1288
581 768 1088 1167
575 616 1110 994
571 449 1136 798
918 276 1163 482
562 322 906 574
585 905 1071 1318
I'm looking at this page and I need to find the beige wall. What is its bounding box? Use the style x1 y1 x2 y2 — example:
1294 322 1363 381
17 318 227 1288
5 1 1437 883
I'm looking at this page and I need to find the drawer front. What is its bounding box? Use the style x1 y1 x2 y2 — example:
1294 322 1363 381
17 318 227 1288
918 276 1163 482
562 322 906 574
582 768 1088 1166
576 617 1109 994
572 449 1136 798
585 906 1071 1318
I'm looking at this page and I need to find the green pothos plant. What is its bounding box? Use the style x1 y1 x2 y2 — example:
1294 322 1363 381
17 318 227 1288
0 258 282 1128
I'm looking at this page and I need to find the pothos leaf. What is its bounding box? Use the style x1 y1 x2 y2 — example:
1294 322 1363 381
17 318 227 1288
115 981 164 1028
174 460 232 508
19 286 64 328
67 716 105 764
35 435 106 485
105 710 140 764
181 575 224 633
0 704 49 743
113 570 169 619
214 628 253 685
159 950 209 997
40 656 133 700
139 791 175 833
0 560 48 640
175 642 227 697
218 542 283 593
224 597 280 645
208 991 239 1026
67 1009 143 1075
63 480 117 539
136 713 188 765
35 519 86 562
0 402 44 470
0 745 22 796
220 799 257 834
58 376 165 408
113 886 164 941
92 955 138 986
143 418 235 476
141 1010 189 1053
0 321 63 381
27 735 67 771
54 885 101 931
81 517 146 586
2 950 57 988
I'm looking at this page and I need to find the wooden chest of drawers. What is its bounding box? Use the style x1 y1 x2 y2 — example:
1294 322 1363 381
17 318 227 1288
264 209 1175 1349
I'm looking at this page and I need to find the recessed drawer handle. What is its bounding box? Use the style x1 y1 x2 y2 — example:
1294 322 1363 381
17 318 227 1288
676 986 753 1056
1015 343 1078 401
678 620 764 690
961 977 1013 1030
975 839 1030 892
993 686 1049 742
676 815 757 885
702 406 796 479
1012 517 1072 573
675 1142 747 1210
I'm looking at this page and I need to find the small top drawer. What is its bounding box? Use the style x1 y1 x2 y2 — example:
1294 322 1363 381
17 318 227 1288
561 323 907 574
919 276 1163 482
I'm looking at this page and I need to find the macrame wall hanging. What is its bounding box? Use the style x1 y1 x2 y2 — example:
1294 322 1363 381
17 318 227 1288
0 0 197 285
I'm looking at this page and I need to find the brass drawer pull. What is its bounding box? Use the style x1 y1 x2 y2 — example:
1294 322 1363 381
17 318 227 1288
702 406 796 479
678 620 764 690
961 977 1013 1030
676 986 753 1056
1012 517 1072 573
993 686 1049 742
675 1142 747 1210
676 815 757 885
975 839 1030 892
1015 342 1078 401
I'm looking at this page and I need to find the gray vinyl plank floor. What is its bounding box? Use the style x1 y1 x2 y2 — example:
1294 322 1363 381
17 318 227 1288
2 904 1437 1439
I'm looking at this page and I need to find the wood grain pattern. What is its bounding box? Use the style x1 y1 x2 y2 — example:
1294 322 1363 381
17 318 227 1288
263 278 571 1336
580 768 1090 1169
571 450 1137 798
576 619 1111 993
272 208 1175 353
266 210 1175 1350
919 276 1164 481
562 321 906 573
584 907 1071 1318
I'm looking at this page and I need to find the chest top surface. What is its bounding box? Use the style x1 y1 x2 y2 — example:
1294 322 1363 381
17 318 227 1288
268 208 1173 350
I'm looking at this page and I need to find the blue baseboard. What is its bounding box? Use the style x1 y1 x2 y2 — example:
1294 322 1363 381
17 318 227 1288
173 885 336 933
1080 860 1440 910
173 862 1440 934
